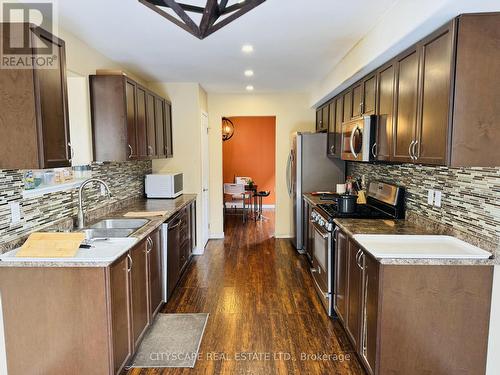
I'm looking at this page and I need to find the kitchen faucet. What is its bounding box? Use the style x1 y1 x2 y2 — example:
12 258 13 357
77 178 112 229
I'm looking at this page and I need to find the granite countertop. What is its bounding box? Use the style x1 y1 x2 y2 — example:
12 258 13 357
0 194 197 268
303 193 327 206
334 218 495 266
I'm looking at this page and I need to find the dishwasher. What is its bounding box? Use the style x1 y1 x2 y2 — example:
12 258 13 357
161 212 182 302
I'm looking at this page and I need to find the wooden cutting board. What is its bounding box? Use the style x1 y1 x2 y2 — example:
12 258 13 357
123 211 168 218
16 232 85 258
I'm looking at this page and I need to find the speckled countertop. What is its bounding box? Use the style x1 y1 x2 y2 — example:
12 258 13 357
0 195 196 268
303 193 328 206
334 218 495 266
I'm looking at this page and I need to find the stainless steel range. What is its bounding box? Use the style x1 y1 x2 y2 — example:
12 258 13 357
310 181 405 316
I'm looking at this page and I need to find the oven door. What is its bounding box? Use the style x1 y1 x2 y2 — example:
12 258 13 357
341 116 375 162
310 220 333 316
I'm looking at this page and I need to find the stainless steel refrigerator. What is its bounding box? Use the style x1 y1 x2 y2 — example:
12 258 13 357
286 132 346 252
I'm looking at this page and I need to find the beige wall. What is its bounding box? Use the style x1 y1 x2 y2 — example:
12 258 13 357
207 93 314 238
150 83 207 252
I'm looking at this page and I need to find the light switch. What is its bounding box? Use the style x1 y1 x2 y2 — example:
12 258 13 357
434 191 442 208
427 190 434 205
10 202 21 224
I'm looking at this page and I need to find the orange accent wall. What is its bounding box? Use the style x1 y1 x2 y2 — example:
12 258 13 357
223 116 276 204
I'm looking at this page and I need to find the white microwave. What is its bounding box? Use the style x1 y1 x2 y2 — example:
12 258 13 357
145 173 183 198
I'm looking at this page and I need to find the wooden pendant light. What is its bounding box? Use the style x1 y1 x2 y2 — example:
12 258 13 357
139 0 266 39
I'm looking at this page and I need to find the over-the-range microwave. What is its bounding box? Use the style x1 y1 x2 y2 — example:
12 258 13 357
145 173 183 198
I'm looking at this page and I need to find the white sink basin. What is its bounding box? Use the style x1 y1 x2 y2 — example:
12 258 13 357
353 235 492 259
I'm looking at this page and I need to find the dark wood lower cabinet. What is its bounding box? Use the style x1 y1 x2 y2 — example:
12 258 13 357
109 254 133 374
335 229 493 375
147 228 163 320
130 239 149 348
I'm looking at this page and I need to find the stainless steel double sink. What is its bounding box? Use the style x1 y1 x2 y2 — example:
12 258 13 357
82 219 149 240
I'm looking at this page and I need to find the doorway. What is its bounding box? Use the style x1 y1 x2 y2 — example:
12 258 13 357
201 112 210 249
222 116 276 230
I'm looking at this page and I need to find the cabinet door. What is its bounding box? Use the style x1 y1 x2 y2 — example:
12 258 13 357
130 240 149 348
154 97 166 158
321 105 329 131
327 100 337 157
316 108 322 132
376 64 395 161
415 24 454 165
347 239 363 350
147 229 163 320
392 49 419 163
32 28 71 168
352 83 363 118
164 101 173 157
334 229 348 324
109 254 132 375
167 215 182 298
145 92 157 158
125 80 138 159
343 91 352 123
363 75 377 115
360 252 379 375
135 86 148 159
335 96 344 155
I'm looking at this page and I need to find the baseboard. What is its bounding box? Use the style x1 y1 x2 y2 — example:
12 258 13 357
275 234 293 239
192 246 205 255
225 203 275 209
209 232 225 239
262 204 275 209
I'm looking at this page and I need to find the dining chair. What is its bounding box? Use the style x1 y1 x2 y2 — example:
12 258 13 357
223 183 249 223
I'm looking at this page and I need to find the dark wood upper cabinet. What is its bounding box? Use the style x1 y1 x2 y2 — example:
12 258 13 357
90 75 174 161
352 83 363 118
450 13 500 167
343 90 352 123
164 100 174 158
363 75 377 115
0 24 71 169
375 63 395 161
145 92 157 158
316 104 329 132
327 100 337 157
392 48 419 163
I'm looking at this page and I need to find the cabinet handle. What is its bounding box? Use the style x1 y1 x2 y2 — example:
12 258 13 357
127 254 133 272
128 144 134 159
412 140 419 161
408 140 415 160
68 142 75 162
356 249 364 270
371 142 377 158
146 237 153 253
148 145 154 156
164 145 168 154
329 145 335 154
350 125 360 159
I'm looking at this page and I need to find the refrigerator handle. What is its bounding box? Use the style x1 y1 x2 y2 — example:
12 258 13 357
286 152 292 196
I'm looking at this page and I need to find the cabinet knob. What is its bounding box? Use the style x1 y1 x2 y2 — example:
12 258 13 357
148 145 154 156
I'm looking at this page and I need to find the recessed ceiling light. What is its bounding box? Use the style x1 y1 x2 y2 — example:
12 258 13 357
244 70 254 77
241 44 254 53
246 85 254 91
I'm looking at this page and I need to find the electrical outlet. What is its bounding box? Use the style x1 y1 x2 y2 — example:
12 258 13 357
434 191 442 207
427 189 434 205
10 202 21 224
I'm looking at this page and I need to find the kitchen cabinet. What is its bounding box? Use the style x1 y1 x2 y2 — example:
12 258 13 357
316 104 329 132
343 91 352 123
362 75 377 115
334 228 493 375
0 24 71 169
130 239 149 348
374 63 395 161
109 254 133 374
146 92 157 158
346 238 362 349
392 47 419 163
90 75 174 161
327 97 342 158
333 228 348 323
351 83 363 118
147 228 163 319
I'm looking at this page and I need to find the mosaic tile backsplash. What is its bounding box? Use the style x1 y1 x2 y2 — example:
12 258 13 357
0 161 152 251
347 162 500 250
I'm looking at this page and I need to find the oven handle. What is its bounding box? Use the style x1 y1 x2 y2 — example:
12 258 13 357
350 125 360 159
310 268 329 298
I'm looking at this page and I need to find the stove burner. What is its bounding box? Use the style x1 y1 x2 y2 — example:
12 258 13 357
316 203 391 221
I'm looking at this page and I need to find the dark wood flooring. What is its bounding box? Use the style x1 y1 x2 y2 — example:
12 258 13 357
128 212 365 375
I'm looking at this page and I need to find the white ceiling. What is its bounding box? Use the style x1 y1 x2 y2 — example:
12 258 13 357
55 0 400 93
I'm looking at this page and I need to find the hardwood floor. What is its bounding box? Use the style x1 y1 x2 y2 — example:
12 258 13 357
127 212 365 375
